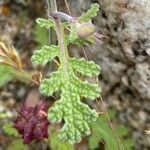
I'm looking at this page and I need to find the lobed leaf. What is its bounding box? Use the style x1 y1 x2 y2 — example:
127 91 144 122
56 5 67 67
79 3 100 22
40 70 62 95
31 45 59 65
36 18 54 29
48 86 98 144
69 57 100 76
40 68 100 144
73 78 101 99
34 3 101 144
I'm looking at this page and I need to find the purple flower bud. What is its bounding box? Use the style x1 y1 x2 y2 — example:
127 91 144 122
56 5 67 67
14 101 49 144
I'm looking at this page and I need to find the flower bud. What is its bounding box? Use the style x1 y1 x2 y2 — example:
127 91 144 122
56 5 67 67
74 22 97 38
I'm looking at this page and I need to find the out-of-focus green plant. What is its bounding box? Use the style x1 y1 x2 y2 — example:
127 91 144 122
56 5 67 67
0 42 42 86
89 110 134 150
7 139 27 150
33 24 49 47
2 123 27 150
0 65 14 87
2 122 19 137
49 132 74 150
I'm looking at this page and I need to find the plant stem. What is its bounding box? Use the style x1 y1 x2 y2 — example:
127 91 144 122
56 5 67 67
12 69 39 85
55 19 69 72
50 0 69 72
49 0 57 12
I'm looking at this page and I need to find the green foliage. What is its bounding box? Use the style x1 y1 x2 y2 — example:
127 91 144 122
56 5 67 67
0 112 8 119
2 123 27 150
33 24 49 46
36 18 54 29
79 3 100 22
3 123 19 137
69 57 100 76
32 3 101 144
0 65 14 87
40 64 100 143
7 139 27 150
89 110 134 150
49 132 74 150
31 45 59 65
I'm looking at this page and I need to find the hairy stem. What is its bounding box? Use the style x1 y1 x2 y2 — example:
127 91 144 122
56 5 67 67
55 19 69 73
49 0 57 12
50 0 69 73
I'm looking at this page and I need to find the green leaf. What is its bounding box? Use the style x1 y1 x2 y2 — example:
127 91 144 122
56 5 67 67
40 70 62 95
49 132 74 150
48 89 98 144
79 3 100 22
73 79 101 99
89 110 134 150
0 113 7 119
36 18 54 29
69 57 100 76
40 67 100 144
31 45 59 65
0 65 14 87
34 5 101 143
7 139 27 150
33 24 49 46
3 123 19 137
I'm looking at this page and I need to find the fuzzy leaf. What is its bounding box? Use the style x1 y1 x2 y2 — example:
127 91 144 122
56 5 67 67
40 68 101 144
73 79 101 99
79 3 100 22
40 70 62 95
35 3 101 144
69 57 100 76
36 18 54 29
31 45 59 65
48 88 98 144
33 24 49 46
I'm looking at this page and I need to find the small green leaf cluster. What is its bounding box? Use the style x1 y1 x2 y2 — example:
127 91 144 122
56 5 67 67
49 132 74 150
89 110 134 150
7 139 27 150
33 23 49 46
31 45 59 65
79 3 100 22
32 3 101 144
2 123 19 137
0 65 14 87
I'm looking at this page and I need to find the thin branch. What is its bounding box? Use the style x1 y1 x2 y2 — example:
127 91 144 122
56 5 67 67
49 0 57 12
64 0 72 15
46 0 52 44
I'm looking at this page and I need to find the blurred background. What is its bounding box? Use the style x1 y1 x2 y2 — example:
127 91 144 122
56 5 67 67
0 0 150 149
